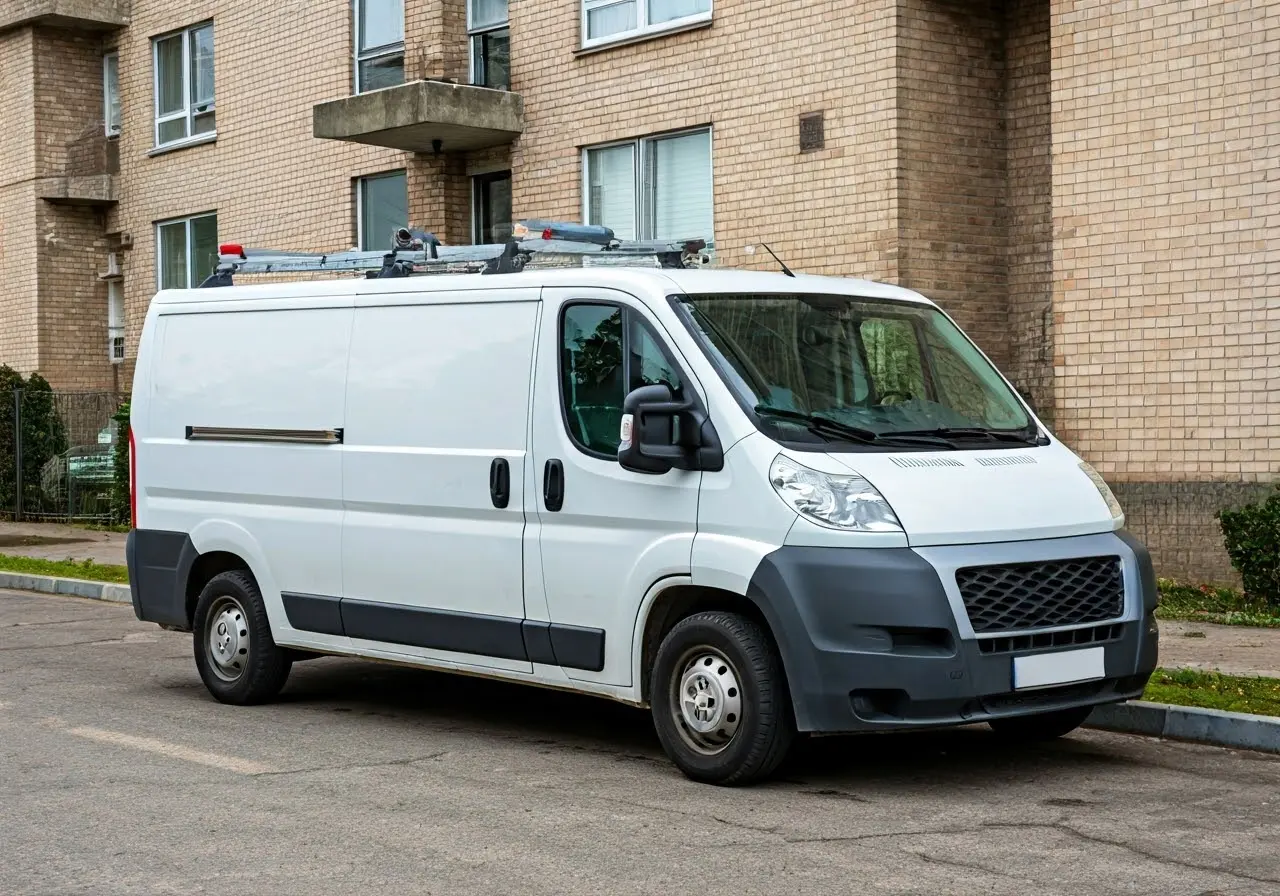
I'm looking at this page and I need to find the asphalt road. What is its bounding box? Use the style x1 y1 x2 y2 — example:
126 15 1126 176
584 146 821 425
3 589 1278 896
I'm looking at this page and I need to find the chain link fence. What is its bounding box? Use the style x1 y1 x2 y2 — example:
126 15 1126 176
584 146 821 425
0 387 126 524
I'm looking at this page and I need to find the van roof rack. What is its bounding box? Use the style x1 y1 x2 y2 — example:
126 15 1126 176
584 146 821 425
197 221 714 288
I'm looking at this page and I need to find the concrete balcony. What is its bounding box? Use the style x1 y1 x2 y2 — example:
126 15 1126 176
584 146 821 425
0 0 129 32
313 79 523 154
36 174 117 206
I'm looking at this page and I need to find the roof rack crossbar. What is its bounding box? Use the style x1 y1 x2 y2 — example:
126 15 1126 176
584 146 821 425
196 222 712 287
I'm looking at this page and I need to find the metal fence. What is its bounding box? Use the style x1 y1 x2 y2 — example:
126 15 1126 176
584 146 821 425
0 388 126 523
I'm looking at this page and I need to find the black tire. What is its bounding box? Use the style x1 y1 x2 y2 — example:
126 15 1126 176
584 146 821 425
650 610 795 786
192 570 292 705
987 705 1093 742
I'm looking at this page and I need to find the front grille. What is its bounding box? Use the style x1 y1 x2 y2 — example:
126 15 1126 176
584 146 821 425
956 556 1124 634
978 622 1125 655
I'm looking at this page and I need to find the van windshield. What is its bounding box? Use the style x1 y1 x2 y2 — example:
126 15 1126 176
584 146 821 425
673 293 1036 448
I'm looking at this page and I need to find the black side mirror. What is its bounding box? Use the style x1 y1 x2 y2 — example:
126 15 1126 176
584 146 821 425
617 384 724 475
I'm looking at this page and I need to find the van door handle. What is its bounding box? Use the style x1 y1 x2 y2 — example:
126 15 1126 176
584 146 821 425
489 458 510 509
543 458 564 512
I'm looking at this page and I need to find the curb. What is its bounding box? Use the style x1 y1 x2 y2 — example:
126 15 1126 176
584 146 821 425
0 571 131 604
1087 700 1280 755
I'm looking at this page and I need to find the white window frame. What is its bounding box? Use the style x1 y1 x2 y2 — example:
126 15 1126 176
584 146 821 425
471 169 513 244
580 0 712 50
103 50 120 137
354 0 406 94
467 0 509 89
355 170 408 251
155 212 218 290
107 280 125 363
581 126 714 242
151 21 215 150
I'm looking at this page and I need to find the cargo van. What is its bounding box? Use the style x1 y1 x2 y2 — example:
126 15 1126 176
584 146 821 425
125 229 1159 785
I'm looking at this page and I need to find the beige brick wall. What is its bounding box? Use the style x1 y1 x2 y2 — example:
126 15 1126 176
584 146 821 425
896 0 1009 367
510 0 901 279
1005 0 1055 425
1050 0 1280 582
110 0 410 361
0 29 38 374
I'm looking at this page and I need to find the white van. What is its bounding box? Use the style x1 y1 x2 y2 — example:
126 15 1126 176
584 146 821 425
126 238 1159 785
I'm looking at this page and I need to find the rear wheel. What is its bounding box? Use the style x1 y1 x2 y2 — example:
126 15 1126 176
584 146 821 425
193 570 292 705
987 705 1093 742
650 610 794 786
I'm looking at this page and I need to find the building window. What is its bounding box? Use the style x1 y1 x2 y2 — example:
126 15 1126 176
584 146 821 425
583 127 713 242
107 280 125 362
356 0 405 92
153 22 215 148
156 212 218 290
581 0 711 47
468 0 509 90
103 51 120 137
356 171 408 250
472 171 512 244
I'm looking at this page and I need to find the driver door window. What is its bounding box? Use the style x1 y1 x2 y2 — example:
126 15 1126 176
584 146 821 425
561 302 682 457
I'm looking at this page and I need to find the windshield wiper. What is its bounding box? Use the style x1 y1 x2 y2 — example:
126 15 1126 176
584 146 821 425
754 406 956 449
888 426 1045 446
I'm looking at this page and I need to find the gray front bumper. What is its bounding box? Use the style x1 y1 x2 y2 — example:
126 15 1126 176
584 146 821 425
744 530 1160 734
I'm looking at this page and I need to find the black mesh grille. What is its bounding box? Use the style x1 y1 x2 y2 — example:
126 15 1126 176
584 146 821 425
956 556 1124 634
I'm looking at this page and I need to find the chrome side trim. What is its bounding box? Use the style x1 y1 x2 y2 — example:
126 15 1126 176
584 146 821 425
184 426 343 445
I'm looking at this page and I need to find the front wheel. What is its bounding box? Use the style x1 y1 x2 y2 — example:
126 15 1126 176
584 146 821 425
987 705 1093 742
193 570 292 705
650 610 795 786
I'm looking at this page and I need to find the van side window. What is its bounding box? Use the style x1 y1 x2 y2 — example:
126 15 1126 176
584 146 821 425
561 302 682 457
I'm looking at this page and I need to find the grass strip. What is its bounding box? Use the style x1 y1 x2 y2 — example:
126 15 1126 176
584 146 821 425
1143 668 1280 718
0 553 129 585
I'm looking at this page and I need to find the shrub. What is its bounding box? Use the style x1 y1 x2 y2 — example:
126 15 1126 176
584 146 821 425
1217 487 1280 609
0 366 69 517
110 400 131 525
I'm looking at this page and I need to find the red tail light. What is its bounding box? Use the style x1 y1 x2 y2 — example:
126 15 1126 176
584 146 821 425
128 425 137 529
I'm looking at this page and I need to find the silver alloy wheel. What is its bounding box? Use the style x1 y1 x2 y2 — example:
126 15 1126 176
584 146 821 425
669 647 744 755
206 595 250 683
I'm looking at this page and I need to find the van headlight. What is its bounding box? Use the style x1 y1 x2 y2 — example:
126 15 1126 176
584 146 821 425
769 455 903 532
1079 460 1124 521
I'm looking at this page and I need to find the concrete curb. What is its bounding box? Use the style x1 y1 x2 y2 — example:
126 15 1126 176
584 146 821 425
1087 700 1280 755
0 571 131 604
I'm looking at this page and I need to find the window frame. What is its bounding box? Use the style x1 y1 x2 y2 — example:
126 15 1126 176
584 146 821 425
154 211 218 291
580 125 714 242
103 50 120 137
107 279 125 363
354 0 406 93
556 299 692 462
151 21 215 150
467 0 510 89
355 169 408 251
580 0 712 51
471 169 513 244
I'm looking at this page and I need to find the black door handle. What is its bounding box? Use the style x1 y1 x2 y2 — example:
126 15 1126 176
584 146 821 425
489 458 510 509
543 458 564 512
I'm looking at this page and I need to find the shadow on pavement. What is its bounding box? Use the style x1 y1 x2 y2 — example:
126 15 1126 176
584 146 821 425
258 654 1147 787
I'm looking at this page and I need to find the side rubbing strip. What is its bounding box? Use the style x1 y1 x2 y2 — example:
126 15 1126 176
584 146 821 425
184 426 344 444
282 593 344 636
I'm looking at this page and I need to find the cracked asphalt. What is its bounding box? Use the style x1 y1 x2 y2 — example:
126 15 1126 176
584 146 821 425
3 589 1278 896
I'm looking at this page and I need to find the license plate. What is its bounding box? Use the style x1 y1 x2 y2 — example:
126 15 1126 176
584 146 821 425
1012 646 1105 690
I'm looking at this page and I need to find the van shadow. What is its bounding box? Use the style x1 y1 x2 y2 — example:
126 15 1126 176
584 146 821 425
280 656 1145 788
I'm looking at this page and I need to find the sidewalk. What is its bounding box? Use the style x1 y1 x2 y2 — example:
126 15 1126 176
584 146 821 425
0 520 127 567
1 521 1278 680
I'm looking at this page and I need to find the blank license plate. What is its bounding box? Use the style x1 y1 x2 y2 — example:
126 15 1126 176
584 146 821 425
1012 646 1106 690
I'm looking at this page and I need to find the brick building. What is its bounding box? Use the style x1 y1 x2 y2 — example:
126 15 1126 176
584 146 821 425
0 0 1276 582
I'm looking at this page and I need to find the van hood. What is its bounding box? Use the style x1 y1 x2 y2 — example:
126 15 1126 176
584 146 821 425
814 444 1119 547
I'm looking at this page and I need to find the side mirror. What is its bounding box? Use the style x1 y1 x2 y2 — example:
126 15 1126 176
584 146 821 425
617 384 724 475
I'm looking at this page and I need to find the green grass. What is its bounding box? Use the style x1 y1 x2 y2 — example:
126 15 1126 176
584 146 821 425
1143 668 1280 718
0 553 129 584
1156 579 1280 628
